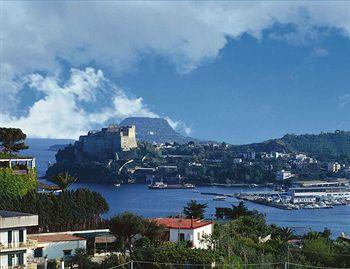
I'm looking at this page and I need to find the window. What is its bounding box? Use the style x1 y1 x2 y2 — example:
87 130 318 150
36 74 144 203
8 231 12 244
178 233 185 241
19 230 24 242
34 247 43 258
63 249 72 256
197 232 201 240
17 253 24 265
8 254 14 266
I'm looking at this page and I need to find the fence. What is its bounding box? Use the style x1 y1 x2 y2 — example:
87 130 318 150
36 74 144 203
107 261 350 269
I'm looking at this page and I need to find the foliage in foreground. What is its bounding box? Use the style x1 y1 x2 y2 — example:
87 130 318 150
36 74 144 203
0 188 109 232
0 168 38 196
0 127 28 153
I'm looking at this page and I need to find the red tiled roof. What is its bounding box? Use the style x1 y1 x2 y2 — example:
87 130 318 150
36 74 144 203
152 218 212 230
28 234 86 243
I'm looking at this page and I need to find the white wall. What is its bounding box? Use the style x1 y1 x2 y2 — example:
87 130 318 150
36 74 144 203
28 240 86 261
169 224 213 249
0 228 28 268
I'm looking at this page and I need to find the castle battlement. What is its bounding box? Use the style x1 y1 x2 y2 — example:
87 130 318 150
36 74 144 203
79 124 137 160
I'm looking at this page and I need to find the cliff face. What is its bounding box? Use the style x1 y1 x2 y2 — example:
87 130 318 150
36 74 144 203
120 117 193 144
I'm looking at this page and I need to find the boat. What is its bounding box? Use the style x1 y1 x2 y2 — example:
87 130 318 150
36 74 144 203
148 182 195 189
304 204 316 209
213 196 226 201
113 183 121 187
148 182 168 189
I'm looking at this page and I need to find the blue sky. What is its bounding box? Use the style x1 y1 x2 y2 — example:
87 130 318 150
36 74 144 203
0 2 350 144
115 32 350 143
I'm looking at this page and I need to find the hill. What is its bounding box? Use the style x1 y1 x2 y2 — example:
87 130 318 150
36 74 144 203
120 117 194 144
232 130 350 161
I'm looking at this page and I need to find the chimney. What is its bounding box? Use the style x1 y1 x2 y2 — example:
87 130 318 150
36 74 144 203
191 216 194 229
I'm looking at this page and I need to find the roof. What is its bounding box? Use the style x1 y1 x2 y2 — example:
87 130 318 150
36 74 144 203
152 218 212 230
0 211 38 229
0 211 34 218
28 233 86 243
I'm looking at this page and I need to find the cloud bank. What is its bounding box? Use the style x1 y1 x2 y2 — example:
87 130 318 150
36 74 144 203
1 1 350 138
0 68 191 138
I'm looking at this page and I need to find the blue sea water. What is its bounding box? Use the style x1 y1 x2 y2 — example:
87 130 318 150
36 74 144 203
25 139 350 237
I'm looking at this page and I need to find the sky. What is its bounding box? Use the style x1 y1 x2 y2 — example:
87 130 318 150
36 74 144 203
0 1 350 144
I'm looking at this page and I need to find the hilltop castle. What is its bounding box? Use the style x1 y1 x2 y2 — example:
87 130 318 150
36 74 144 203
78 124 137 160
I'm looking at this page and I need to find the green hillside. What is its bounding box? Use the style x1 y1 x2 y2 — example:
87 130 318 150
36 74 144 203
233 130 350 161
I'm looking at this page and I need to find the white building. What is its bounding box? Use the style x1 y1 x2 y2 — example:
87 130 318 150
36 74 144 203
153 218 213 249
276 170 294 181
288 186 350 204
233 158 242 164
0 211 38 269
27 233 86 264
328 162 341 173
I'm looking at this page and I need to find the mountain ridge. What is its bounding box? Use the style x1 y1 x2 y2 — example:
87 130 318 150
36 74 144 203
120 117 196 144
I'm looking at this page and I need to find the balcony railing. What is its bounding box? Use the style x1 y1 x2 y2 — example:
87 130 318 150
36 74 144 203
0 240 37 251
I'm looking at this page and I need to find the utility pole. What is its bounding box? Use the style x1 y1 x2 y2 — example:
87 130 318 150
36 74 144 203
130 260 134 269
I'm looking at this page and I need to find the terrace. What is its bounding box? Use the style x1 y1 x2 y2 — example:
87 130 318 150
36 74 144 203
0 156 36 175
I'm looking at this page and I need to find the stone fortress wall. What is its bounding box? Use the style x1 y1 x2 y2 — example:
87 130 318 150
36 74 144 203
78 124 137 160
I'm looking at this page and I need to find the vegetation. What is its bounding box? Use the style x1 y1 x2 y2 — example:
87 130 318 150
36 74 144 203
51 171 78 190
109 212 165 254
215 201 261 220
0 188 109 232
63 208 350 269
234 130 350 162
183 200 207 219
0 168 38 196
0 127 28 153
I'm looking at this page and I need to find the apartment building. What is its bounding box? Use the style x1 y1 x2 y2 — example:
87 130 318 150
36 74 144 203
0 211 38 269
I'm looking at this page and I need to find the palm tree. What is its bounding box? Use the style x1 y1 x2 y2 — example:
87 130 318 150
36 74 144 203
280 227 294 241
51 171 78 191
183 200 207 219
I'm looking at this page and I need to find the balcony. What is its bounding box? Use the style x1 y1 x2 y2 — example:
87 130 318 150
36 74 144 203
0 240 37 252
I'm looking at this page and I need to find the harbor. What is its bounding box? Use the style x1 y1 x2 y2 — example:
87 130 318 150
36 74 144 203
200 178 350 210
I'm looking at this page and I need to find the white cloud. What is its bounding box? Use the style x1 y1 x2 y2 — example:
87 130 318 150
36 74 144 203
0 67 189 138
1 1 350 137
165 117 192 136
1 2 350 84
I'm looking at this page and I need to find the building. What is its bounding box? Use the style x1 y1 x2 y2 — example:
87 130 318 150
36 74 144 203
276 170 294 181
152 218 213 249
0 157 36 175
292 179 349 188
328 162 341 173
0 211 38 268
78 124 137 160
27 232 87 265
233 158 242 164
288 186 350 204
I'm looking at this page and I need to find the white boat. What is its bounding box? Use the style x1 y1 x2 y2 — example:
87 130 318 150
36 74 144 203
113 183 121 187
148 182 168 189
213 196 226 201
304 204 316 209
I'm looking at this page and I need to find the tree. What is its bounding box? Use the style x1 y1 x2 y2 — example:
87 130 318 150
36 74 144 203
69 248 99 269
0 127 28 154
109 212 146 254
183 200 207 219
51 172 78 190
143 220 165 244
279 227 294 242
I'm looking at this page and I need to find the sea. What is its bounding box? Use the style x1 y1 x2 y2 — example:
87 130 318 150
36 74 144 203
23 138 350 237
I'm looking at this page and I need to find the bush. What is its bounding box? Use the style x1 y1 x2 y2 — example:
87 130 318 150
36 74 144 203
0 168 37 196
